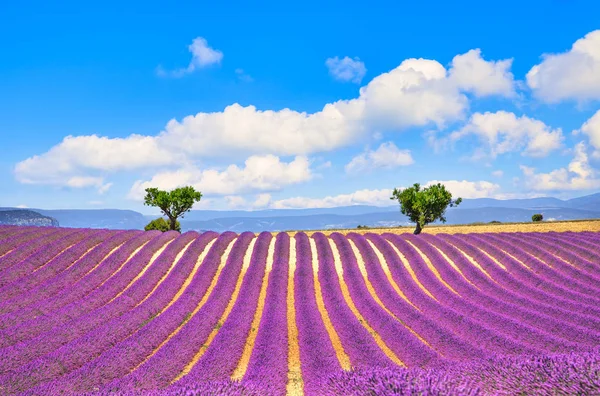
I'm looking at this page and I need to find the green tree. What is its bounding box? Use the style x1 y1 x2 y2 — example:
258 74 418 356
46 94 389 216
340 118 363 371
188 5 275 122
143 186 202 231
532 213 543 222
144 217 181 233
390 183 462 235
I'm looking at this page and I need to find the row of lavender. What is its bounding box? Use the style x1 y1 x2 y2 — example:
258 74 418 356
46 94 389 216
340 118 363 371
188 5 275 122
0 225 599 394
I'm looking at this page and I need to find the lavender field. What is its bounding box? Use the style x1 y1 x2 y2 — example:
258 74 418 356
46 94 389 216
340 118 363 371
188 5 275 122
0 224 599 395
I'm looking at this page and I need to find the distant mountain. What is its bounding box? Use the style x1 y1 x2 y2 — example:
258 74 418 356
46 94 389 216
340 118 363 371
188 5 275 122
0 208 146 230
0 210 59 227
1 191 599 232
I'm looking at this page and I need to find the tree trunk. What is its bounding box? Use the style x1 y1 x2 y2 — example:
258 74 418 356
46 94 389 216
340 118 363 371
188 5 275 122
169 217 177 231
414 222 423 235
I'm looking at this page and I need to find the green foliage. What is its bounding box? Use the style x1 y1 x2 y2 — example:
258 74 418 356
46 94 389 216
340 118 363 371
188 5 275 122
357 225 370 229
143 186 202 231
489 220 502 224
145 217 181 233
532 213 543 222
390 183 462 235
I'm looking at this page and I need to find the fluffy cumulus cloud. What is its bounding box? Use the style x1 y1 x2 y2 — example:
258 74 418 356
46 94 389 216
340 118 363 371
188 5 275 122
325 56 367 83
438 111 563 159
15 48 516 195
345 142 414 174
448 49 516 97
127 155 313 200
575 109 600 156
520 142 600 191
158 37 223 77
424 180 501 199
526 30 600 103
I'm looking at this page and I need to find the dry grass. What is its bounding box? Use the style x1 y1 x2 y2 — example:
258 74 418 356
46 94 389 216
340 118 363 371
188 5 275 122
277 219 600 237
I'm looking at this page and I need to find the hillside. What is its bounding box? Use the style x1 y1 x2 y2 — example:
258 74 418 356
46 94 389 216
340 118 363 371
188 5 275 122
0 210 59 227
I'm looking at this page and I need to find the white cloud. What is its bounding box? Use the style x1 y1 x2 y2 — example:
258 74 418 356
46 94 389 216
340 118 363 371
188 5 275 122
325 56 367 84
224 195 247 209
448 49 516 97
14 134 180 188
520 142 600 191
439 111 563 159
345 142 414 174
424 180 501 199
127 155 313 200
253 193 272 208
526 30 600 103
15 204 28 208
159 37 223 77
270 188 395 209
15 49 516 189
575 109 600 155
492 170 504 177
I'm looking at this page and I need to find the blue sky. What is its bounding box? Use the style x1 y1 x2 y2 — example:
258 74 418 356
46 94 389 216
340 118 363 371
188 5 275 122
1 0 600 214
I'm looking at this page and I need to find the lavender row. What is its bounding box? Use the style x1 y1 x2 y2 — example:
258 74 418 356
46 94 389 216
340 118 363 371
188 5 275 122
490 232 600 295
346 233 488 362
0 231 158 333
514 233 600 287
364 233 535 357
13 232 211 394
97 232 250 393
0 227 56 253
403 234 600 349
0 229 98 288
243 232 290 396
330 233 439 367
0 230 141 317
383 233 554 355
468 233 600 310
0 230 173 349
312 232 393 368
421 233 600 335
0 227 78 272
389 233 587 353
176 232 273 386
448 233 600 324
291 232 342 395
0 229 113 301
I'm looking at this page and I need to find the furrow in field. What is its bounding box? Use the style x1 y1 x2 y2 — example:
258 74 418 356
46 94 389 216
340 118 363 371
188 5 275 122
92 232 235 394
0 228 83 275
0 227 58 258
506 233 600 290
329 233 435 367
93 233 246 393
0 231 169 351
467 233 600 312
172 236 258 382
286 235 304 396
26 232 225 395
0 231 137 317
422 233 600 336
403 239 460 296
231 235 276 381
290 232 347 396
405 234 600 349
0 232 195 393
242 233 291 395
0 230 111 301
0 231 155 333
171 233 272 386
349 233 487 362
393 234 587 353
310 233 396 369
